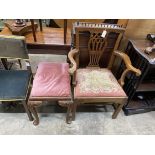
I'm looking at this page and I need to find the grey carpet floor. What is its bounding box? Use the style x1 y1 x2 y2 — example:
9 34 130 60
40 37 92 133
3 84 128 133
0 109 155 135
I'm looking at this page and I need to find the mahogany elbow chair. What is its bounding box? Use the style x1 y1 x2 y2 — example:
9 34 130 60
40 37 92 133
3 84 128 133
0 35 33 121
68 22 141 121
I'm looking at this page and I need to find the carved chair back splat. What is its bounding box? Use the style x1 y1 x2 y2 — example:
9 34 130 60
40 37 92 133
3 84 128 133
74 23 126 69
87 32 108 67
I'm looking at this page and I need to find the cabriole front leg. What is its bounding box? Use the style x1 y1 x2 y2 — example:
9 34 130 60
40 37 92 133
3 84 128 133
28 101 41 126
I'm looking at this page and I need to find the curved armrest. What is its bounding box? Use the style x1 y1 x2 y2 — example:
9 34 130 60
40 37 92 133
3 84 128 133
68 48 79 74
114 50 141 86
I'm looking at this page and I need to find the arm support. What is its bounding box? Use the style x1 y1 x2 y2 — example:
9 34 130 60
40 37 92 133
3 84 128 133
68 48 79 75
114 50 141 87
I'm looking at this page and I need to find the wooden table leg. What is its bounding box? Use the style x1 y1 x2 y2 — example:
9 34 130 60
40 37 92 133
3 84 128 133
30 19 37 42
39 19 43 31
64 19 67 44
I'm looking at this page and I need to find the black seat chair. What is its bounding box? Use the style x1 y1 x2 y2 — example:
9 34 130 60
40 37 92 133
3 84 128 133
0 35 33 121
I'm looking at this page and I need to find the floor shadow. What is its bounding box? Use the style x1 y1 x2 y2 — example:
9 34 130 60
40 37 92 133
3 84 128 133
0 101 112 113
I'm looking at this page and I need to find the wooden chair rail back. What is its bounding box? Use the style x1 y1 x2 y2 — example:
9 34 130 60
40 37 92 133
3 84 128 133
74 22 125 69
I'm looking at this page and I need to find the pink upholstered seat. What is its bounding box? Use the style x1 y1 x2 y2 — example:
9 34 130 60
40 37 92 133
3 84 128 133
30 62 71 98
75 68 126 98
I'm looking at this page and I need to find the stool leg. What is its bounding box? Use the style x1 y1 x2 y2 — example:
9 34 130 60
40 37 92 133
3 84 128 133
22 100 33 121
31 107 39 126
28 101 41 126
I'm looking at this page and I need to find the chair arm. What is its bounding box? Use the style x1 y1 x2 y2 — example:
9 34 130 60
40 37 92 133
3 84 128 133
114 50 141 86
68 48 79 75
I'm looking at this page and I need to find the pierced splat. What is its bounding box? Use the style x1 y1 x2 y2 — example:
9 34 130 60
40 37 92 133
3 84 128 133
88 33 108 67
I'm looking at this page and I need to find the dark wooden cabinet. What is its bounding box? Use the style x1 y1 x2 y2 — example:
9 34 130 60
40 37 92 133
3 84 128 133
118 39 155 115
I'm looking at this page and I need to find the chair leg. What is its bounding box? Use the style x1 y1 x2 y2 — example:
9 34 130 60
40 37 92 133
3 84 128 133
66 103 73 124
22 100 33 121
72 103 77 121
28 102 40 126
113 103 119 110
112 103 124 119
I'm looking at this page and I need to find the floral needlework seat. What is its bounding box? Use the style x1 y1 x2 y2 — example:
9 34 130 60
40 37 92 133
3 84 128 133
75 69 126 98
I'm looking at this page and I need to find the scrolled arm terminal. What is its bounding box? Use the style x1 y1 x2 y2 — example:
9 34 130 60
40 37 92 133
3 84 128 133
114 50 141 86
68 48 79 75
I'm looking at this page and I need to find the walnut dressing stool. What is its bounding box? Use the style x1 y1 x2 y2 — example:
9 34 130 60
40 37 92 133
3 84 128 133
28 62 73 126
